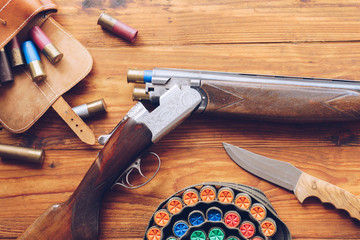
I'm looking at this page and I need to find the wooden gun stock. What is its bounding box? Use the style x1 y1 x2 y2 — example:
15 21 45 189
18 118 153 240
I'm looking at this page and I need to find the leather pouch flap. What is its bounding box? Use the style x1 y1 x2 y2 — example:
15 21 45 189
0 0 57 48
0 11 93 132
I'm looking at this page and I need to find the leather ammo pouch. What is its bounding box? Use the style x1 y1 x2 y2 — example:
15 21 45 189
0 0 93 133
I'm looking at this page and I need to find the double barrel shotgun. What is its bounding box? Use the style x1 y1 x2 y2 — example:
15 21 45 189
18 68 360 240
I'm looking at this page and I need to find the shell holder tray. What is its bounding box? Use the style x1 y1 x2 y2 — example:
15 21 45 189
145 182 291 240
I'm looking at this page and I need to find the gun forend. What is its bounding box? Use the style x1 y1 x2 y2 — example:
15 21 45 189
128 68 360 122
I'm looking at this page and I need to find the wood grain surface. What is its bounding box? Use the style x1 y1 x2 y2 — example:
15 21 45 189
1 0 360 239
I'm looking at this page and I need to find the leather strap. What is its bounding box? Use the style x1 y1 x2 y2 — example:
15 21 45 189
52 97 95 145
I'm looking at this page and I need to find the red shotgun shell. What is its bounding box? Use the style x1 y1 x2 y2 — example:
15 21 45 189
239 221 256 239
224 211 241 228
6 36 25 67
97 12 138 43
29 26 63 64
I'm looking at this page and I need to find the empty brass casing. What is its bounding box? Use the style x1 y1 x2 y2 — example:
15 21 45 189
127 69 145 83
133 85 149 101
0 144 44 165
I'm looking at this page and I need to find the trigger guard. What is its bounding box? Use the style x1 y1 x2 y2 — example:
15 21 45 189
112 152 161 190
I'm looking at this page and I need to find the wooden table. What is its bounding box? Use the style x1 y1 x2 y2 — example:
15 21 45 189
1 0 360 239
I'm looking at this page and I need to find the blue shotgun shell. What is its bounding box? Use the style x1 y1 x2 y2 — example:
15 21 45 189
173 220 189 238
188 210 205 226
143 70 153 82
206 207 222 222
23 41 40 63
22 40 46 82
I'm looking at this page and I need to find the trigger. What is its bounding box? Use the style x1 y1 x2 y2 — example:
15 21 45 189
133 158 146 178
124 158 144 186
113 152 161 189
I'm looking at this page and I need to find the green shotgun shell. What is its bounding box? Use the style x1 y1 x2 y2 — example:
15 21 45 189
190 230 206 240
208 227 225 240
226 237 240 240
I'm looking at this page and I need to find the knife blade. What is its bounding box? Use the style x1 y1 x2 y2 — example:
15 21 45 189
223 142 360 220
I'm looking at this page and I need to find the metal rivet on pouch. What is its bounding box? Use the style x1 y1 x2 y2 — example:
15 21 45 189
0 18 6 25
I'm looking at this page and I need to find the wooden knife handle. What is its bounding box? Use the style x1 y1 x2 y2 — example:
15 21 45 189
294 172 360 220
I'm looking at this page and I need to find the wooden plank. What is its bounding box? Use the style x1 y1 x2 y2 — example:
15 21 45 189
1 0 360 239
0 147 359 239
52 0 360 46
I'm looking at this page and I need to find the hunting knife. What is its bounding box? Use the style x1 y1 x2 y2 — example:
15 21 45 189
223 142 360 220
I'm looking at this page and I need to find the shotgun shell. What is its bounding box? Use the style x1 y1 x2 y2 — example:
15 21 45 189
235 193 252 210
0 48 13 83
217 187 234 203
182 189 199 206
173 220 189 238
190 230 206 240
167 197 183 215
188 210 205 226
0 144 44 165
208 228 225 240
199 185 216 202
250 203 267 221
22 41 46 82
29 26 63 64
154 209 170 227
251 237 264 240
166 237 177 240
146 226 162 240
127 69 153 83
72 98 107 119
239 221 256 239
260 218 277 237
206 207 222 222
6 36 25 67
133 85 150 101
224 211 241 228
98 12 138 43
226 237 240 240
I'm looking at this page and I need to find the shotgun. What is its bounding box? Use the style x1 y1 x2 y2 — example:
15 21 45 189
18 68 360 240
